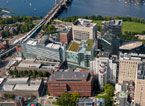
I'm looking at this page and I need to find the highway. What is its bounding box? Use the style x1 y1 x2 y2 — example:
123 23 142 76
0 0 69 58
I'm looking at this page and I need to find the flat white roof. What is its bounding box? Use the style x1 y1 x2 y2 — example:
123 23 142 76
14 83 40 91
18 62 41 68
5 77 29 85
46 43 61 49
3 84 14 91
0 78 4 85
119 41 143 50
5 60 17 69
102 20 122 26
75 18 96 28
27 40 37 46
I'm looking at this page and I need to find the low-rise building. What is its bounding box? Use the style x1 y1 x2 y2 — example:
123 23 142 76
1 77 45 97
0 78 5 90
21 37 66 62
48 71 94 97
9 59 60 74
76 98 94 106
76 98 105 106
119 41 145 54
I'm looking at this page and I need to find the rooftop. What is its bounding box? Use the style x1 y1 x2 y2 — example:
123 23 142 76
102 20 122 26
73 18 96 28
17 61 41 68
49 71 90 81
2 78 41 92
5 77 29 85
86 39 94 51
67 41 80 52
78 98 93 103
46 43 61 50
3 84 15 91
67 39 94 52
27 40 37 46
119 41 143 50
14 83 40 91
0 78 5 85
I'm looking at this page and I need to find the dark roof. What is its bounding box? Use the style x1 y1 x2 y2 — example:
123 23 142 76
0 103 15 106
78 98 93 103
50 72 89 81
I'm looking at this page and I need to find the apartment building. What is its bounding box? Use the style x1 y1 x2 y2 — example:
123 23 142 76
102 19 122 36
118 53 141 84
90 56 117 84
134 62 145 106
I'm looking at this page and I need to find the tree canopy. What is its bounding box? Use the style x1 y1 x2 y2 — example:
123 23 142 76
57 92 80 106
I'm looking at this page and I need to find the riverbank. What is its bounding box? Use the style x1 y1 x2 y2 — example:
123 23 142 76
59 15 145 34
0 8 12 18
58 15 145 41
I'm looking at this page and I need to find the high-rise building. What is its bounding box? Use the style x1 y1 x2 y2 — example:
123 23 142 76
98 62 107 90
118 53 141 84
90 56 117 84
102 20 122 36
59 29 72 44
134 62 145 106
72 18 97 41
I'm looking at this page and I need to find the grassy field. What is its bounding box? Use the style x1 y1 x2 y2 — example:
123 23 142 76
93 20 102 26
122 21 145 34
93 20 145 34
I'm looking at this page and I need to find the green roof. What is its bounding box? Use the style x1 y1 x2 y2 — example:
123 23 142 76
68 41 79 52
86 39 94 51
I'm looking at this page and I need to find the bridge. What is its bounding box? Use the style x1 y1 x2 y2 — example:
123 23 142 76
0 0 70 58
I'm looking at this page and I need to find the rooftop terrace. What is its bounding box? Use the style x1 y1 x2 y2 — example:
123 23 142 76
67 41 80 52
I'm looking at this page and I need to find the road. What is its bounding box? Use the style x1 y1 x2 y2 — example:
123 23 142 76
0 0 69 58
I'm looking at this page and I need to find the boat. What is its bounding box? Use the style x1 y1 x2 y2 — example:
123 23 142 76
1 9 10 14
29 2 32 6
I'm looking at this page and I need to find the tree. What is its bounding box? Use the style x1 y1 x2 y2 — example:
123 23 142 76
42 25 56 34
38 71 43 77
1 30 10 38
57 93 80 106
104 84 115 98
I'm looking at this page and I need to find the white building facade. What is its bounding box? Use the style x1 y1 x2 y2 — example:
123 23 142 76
90 57 117 84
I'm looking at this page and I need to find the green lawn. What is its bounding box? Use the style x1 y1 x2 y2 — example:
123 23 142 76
93 20 102 26
122 21 145 34
93 20 145 34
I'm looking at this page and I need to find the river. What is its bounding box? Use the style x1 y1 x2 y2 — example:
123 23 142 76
0 0 145 18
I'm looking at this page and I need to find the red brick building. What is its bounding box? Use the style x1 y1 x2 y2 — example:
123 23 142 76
59 29 72 44
48 71 94 97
